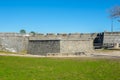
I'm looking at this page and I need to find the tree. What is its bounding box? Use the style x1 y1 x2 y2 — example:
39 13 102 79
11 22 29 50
20 29 26 34
109 5 120 19
109 6 120 32
30 31 36 35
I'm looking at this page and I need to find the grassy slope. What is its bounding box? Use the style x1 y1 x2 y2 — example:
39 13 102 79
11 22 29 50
0 56 120 80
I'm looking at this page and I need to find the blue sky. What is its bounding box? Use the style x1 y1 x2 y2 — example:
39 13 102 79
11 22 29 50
0 0 120 33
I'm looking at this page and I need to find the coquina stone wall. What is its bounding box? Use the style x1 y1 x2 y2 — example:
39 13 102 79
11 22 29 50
60 40 93 53
103 32 120 48
103 32 120 44
28 40 60 55
27 33 96 55
29 33 97 40
0 33 29 53
27 39 93 55
0 32 98 54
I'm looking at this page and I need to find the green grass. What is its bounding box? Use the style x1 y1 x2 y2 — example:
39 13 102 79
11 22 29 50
0 50 27 54
0 51 16 54
0 56 120 80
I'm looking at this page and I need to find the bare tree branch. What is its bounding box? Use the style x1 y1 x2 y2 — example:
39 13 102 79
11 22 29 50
109 5 120 19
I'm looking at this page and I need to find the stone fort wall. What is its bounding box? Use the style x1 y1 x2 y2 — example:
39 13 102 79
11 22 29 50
60 40 93 53
30 33 97 40
28 40 60 55
0 32 98 53
103 32 120 48
0 33 29 52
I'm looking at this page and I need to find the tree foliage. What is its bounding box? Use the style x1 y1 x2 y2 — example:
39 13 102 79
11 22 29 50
20 29 26 34
30 31 36 35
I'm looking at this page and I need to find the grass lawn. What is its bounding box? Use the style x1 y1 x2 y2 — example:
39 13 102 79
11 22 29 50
0 56 120 80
